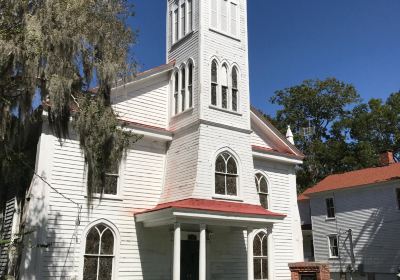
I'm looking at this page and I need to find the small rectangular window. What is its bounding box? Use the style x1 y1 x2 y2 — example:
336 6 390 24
220 0 228 32
174 8 179 42
326 197 335 218
396 188 400 210
181 3 186 37
230 2 237 36
328 235 339 258
103 160 119 195
188 0 193 32
211 0 218 28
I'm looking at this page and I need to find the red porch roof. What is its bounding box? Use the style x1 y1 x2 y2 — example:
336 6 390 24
136 198 285 218
303 163 400 195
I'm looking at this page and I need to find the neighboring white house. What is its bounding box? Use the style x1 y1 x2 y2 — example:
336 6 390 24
15 1 305 279
299 151 400 280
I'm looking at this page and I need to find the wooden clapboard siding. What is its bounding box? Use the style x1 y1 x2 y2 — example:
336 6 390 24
254 159 303 279
112 74 170 129
310 181 400 276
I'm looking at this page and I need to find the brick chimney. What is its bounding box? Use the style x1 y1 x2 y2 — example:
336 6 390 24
379 150 395 166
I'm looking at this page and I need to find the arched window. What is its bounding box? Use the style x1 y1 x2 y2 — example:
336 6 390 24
174 71 179 114
221 64 228 109
231 67 238 111
181 67 186 111
215 152 238 196
211 60 218 106
253 231 268 280
255 173 269 209
83 224 115 280
188 61 193 108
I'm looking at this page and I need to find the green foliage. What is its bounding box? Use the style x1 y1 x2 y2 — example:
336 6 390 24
72 97 141 200
270 78 399 193
0 0 138 200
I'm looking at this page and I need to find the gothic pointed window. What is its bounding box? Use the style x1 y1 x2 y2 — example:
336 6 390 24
181 67 186 111
231 66 238 111
215 152 238 196
221 64 228 109
83 224 115 280
211 60 218 106
255 173 269 209
188 61 193 108
174 71 179 114
254 231 268 280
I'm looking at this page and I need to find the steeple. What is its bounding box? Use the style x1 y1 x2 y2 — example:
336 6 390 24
286 125 294 145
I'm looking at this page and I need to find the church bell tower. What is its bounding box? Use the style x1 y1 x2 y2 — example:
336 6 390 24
162 0 256 204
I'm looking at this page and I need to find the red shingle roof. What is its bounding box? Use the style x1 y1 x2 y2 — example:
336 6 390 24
303 163 400 195
136 198 285 217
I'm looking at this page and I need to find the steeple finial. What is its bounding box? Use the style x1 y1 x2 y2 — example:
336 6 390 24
286 125 294 145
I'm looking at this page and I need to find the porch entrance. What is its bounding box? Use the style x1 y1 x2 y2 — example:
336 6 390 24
181 238 199 280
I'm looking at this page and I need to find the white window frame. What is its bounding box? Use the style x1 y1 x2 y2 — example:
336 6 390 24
251 230 272 280
187 59 194 108
187 0 193 32
255 172 270 210
180 2 186 37
80 219 120 280
84 160 123 200
252 229 272 280
210 59 219 106
180 65 186 112
231 65 239 112
209 0 240 40
327 234 339 258
212 149 241 200
173 7 179 43
325 196 336 219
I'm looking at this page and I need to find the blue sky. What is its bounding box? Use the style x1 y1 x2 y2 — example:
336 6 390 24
130 0 400 116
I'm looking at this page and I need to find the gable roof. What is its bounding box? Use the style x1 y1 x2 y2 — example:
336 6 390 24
303 163 400 196
135 198 285 218
250 106 304 159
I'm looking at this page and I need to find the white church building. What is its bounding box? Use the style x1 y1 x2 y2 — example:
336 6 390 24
19 0 305 279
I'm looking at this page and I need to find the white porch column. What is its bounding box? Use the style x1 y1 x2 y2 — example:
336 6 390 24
247 227 254 280
173 223 181 280
199 224 206 280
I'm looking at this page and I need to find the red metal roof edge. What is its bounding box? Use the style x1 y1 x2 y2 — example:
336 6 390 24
135 198 286 218
252 145 304 160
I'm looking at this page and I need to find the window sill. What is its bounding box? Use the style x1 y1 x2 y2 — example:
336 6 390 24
209 105 242 116
209 28 240 42
85 195 123 202
170 31 194 50
171 107 194 119
212 195 243 202
325 217 336 221
329 257 339 260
